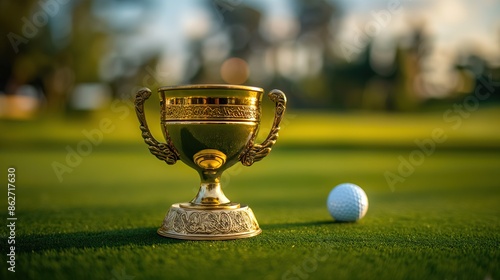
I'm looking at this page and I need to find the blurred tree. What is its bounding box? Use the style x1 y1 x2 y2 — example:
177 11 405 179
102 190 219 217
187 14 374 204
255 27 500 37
1 0 111 114
69 1 109 84
190 3 263 85
292 0 338 108
325 44 375 110
0 1 50 102
324 23 433 111
459 54 500 102
224 5 262 58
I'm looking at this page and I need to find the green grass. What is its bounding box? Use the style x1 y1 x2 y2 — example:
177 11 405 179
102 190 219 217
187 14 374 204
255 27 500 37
1 108 499 279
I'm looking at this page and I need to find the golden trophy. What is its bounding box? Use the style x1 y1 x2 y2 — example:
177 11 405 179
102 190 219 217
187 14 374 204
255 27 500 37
134 85 286 240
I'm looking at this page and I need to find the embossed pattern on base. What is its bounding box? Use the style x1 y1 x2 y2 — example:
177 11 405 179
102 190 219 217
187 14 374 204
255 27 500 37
157 204 261 240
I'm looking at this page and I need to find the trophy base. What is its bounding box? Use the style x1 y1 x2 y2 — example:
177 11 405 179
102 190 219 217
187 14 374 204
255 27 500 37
157 203 262 240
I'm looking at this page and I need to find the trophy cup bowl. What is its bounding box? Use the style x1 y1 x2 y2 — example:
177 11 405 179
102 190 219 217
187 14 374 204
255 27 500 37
134 84 286 240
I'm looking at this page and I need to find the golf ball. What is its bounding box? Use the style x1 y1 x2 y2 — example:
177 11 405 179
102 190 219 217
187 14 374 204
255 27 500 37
327 183 368 222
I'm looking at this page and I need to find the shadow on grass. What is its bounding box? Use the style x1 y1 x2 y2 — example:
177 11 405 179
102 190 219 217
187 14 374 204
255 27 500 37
20 221 360 253
19 227 186 253
261 220 337 230
260 220 363 233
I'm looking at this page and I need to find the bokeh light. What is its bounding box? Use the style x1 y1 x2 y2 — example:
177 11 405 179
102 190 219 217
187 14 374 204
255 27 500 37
220 57 250 84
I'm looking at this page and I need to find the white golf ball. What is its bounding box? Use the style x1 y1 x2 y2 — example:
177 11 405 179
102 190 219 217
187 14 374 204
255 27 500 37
327 183 369 222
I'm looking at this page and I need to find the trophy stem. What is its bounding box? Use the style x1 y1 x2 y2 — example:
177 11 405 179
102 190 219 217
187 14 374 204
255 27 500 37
189 178 232 207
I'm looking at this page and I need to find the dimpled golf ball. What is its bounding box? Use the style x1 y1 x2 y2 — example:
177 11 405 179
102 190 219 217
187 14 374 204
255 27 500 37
327 183 368 222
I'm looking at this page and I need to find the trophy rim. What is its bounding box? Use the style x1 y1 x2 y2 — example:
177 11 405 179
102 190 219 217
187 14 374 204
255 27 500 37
158 84 264 92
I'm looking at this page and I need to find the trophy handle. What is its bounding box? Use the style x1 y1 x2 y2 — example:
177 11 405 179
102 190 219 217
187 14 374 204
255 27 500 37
240 89 287 166
134 87 179 165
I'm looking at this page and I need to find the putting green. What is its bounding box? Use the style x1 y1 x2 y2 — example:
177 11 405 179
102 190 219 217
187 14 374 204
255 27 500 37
1 108 499 279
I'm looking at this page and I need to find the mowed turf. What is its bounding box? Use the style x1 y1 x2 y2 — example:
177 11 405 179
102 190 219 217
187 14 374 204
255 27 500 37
1 108 499 280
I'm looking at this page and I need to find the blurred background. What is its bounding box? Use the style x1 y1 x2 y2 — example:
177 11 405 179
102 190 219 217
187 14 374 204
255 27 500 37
1 0 499 119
